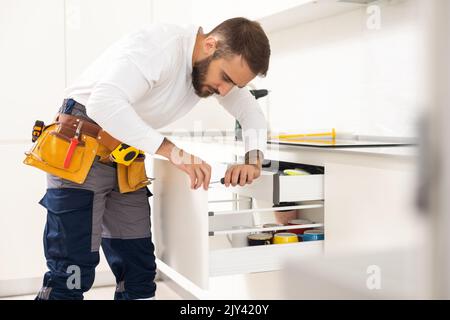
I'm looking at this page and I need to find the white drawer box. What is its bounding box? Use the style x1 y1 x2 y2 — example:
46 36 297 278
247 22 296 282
210 241 324 277
228 171 324 204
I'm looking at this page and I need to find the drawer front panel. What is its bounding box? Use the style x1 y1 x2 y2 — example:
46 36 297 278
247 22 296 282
210 241 323 277
228 173 324 204
277 175 324 203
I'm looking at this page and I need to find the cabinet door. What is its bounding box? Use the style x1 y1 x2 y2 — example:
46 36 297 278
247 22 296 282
0 0 65 141
65 0 152 85
324 161 424 254
191 0 309 31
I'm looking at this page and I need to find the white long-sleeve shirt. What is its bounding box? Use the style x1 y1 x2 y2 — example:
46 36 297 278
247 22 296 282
64 24 267 156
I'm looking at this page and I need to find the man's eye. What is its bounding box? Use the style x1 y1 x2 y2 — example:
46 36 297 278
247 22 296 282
222 74 232 83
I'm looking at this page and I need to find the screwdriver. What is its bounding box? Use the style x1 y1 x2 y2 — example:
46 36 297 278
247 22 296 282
210 178 225 185
64 121 83 169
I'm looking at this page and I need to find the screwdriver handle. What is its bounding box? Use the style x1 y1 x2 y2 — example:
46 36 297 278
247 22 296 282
249 89 269 100
64 137 79 169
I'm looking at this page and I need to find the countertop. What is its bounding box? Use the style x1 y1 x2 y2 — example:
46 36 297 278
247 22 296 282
168 135 418 166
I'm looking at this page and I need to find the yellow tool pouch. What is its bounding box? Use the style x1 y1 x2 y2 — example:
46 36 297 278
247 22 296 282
116 155 151 194
23 123 99 184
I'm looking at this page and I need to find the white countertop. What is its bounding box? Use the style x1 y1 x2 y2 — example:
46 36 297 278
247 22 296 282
268 142 417 158
168 135 418 166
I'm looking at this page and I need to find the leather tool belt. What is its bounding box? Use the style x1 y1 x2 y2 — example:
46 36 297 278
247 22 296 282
24 112 151 194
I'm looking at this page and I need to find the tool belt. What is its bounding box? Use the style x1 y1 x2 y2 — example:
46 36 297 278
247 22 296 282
23 112 151 194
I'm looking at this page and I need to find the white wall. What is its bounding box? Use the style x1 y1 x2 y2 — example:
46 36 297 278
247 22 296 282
0 0 66 294
0 0 66 141
65 0 153 85
0 0 154 296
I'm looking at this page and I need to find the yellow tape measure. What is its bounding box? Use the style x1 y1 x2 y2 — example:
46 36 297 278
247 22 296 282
110 144 142 166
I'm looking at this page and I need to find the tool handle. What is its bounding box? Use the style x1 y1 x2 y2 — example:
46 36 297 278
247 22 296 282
249 89 269 100
64 138 79 169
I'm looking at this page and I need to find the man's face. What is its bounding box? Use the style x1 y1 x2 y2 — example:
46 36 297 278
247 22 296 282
192 54 256 98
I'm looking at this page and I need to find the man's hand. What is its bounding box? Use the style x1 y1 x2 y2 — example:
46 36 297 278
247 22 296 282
223 164 261 187
223 149 264 187
172 149 212 191
156 138 211 190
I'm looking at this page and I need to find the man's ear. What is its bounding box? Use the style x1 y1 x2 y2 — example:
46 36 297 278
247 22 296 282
203 36 217 55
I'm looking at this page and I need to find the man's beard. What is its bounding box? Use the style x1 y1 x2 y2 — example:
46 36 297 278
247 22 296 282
192 56 218 98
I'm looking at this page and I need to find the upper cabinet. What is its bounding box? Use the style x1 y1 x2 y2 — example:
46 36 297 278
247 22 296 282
152 0 309 30
191 0 367 33
191 0 309 31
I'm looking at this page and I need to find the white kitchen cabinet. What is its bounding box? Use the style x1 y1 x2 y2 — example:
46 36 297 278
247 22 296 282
152 137 423 299
324 161 425 255
191 0 368 33
191 0 312 32
152 158 325 294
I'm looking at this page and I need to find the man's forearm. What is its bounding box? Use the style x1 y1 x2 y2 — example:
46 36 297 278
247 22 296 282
155 138 176 160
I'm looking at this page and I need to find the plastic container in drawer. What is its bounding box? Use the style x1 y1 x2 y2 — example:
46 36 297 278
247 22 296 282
227 171 324 205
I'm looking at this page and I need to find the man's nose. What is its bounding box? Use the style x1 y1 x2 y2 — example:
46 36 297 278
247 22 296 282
218 82 234 96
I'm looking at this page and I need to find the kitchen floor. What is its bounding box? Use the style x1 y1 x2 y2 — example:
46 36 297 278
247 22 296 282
0 281 183 300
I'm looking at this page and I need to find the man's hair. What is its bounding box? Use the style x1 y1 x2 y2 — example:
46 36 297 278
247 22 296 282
207 17 271 77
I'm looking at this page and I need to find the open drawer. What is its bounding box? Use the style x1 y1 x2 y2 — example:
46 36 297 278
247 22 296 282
152 158 325 291
208 204 324 276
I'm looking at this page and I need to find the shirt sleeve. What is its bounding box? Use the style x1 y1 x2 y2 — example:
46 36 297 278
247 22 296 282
85 57 165 155
216 87 268 156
